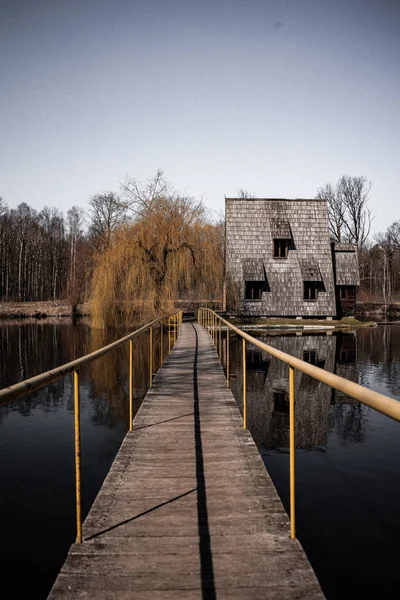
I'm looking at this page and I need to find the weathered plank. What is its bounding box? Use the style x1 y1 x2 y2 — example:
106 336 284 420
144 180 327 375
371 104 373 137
48 322 324 599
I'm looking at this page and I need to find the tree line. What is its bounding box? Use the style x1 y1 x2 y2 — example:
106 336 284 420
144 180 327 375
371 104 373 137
1 172 398 325
0 171 224 325
316 176 400 302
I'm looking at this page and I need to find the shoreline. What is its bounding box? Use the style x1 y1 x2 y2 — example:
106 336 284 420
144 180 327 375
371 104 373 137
0 301 89 319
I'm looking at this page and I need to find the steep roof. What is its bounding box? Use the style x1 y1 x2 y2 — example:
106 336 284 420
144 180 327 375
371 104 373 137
225 198 336 316
334 245 360 286
298 257 322 282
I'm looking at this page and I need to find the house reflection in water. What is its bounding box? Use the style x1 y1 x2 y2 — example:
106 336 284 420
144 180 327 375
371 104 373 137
230 332 359 450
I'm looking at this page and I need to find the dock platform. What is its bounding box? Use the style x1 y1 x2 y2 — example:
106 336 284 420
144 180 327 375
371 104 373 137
48 322 324 599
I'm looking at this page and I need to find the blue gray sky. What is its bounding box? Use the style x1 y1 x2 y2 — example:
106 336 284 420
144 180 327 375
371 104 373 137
1 0 399 234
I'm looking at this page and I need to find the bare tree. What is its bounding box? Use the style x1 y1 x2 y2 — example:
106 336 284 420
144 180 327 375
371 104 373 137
316 176 373 248
237 188 255 199
316 182 345 242
338 176 372 248
88 192 127 251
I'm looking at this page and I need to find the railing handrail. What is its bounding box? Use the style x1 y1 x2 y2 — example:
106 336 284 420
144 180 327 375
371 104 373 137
200 308 400 423
0 310 181 406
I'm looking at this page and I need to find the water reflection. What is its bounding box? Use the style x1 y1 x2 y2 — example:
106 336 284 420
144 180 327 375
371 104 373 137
0 319 168 425
229 331 363 449
227 326 400 599
0 318 166 600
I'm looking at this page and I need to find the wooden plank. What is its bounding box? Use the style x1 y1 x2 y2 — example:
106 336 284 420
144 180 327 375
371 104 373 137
48 322 324 599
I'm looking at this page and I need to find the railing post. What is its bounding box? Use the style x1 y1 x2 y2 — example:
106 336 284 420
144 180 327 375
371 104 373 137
149 326 153 388
242 338 247 429
289 365 296 540
73 370 82 544
168 317 171 354
160 321 164 365
226 327 230 388
129 340 133 432
213 313 215 344
219 318 222 362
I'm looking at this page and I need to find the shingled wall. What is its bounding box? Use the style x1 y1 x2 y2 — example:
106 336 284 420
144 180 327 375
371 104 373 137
225 198 337 317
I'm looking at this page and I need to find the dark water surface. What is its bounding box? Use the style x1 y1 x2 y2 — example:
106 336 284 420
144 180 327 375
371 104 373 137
1 321 400 599
0 318 162 599
228 325 400 599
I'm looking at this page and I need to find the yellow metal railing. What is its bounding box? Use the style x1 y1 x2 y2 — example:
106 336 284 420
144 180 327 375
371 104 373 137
197 307 400 540
0 309 183 543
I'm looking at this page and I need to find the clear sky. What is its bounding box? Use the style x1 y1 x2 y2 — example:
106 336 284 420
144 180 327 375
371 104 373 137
1 0 399 234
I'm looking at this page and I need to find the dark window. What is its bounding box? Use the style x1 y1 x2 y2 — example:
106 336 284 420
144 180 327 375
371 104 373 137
340 287 356 300
303 349 325 369
304 281 318 300
273 239 290 258
245 281 268 300
303 349 317 365
273 390 289 412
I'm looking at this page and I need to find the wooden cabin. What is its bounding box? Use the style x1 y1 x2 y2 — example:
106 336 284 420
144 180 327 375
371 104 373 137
225 198 359 318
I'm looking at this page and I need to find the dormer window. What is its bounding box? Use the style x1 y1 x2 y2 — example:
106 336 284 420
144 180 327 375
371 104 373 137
273 239 290 258
245 281 268 300
271 218 292 259
299 257 324 301
242 259 270 301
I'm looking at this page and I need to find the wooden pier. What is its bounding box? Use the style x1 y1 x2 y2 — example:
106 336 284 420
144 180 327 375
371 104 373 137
48 322 324 599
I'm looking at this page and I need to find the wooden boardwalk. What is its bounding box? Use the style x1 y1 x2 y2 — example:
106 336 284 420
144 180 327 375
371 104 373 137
48 322 324 599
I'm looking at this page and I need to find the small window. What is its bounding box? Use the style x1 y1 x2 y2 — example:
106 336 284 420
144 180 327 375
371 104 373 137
303 350 325 369
304 281 318 301
273 239 290 258
273 390 289 413
340 287 356 300
245 281 268 300
303 349 317 365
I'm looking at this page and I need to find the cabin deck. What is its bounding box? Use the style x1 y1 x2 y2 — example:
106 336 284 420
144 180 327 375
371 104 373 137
48 322 324 599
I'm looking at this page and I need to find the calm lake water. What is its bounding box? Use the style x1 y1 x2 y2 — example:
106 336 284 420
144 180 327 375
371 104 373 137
1 319 400 599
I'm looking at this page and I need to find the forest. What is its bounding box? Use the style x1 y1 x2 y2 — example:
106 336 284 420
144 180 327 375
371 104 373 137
0 172 224 326
0 173 399 326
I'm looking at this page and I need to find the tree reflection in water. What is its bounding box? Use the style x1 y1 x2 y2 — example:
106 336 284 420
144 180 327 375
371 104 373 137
0 318 166 600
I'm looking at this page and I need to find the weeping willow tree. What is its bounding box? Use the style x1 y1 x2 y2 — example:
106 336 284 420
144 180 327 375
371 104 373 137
90 172 224 327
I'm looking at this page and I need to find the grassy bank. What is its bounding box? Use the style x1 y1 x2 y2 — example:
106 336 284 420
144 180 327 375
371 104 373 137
0 301 90 319
225 316 376 329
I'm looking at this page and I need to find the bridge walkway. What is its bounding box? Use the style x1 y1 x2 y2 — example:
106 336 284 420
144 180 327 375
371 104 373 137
48 322 324 599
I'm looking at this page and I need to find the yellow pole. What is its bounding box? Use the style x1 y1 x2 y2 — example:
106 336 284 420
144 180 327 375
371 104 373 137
289 365 296 540
226 328 230 388
160 321 164 365
168 317 171 354
242 338 247 429
213 313 215 344
219 318 222 362
129 340 133 432
73 370 82 544
149 326 153 388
